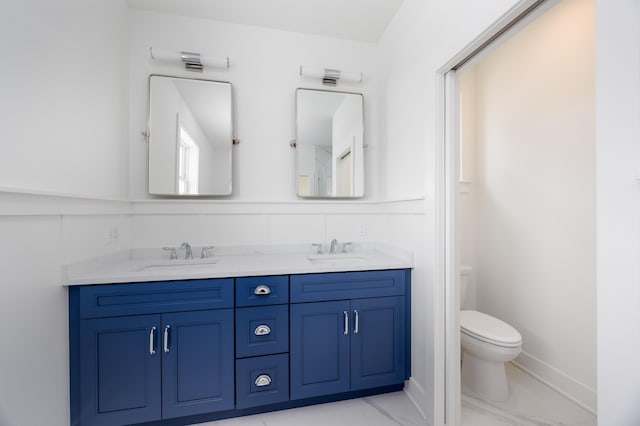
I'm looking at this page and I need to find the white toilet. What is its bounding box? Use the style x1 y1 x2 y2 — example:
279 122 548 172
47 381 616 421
460 266 522 401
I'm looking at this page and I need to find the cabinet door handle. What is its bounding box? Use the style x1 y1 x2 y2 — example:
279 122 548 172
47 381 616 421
163 325 171 353
254 324 272 336
149 326 157 355
354 310 359 335
254 285 271 295
255 374 272 387
343 310 349 335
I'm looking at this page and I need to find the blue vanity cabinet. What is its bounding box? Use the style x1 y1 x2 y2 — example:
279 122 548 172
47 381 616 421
70 269 410 425
289 270 406 400
70 279 235 426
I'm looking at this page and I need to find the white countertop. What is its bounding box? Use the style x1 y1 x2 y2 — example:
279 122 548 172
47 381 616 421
63 242 413 286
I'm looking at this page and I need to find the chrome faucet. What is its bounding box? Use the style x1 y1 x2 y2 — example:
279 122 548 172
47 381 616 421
180 242 193 260
329 239 339 255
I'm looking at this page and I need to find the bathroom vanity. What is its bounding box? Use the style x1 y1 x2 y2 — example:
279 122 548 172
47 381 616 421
67 246 411 426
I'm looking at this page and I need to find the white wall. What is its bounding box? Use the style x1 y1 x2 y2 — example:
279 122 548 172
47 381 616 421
0 0 130 199
462 0 596 410
459 69 479 310
377 0 520 421
0 216 67 426
129 210 424 250
596 0 640 424
378 0 520 200
128 10 380 200
0 206 131 426
0 1 131 424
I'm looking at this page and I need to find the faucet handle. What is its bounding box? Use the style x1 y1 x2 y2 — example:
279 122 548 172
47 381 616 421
341 242 353 253
311 243 323 254
200 246 214 259
163 247 178 260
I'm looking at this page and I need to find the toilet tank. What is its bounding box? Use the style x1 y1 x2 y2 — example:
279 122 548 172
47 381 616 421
460 265 473 309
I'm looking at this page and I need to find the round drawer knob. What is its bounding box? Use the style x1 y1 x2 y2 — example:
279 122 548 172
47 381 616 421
254 285 271 295
254 324 272 336
255 374 272 387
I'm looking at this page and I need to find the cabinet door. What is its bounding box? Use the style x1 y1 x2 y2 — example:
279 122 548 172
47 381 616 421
290 300 350 400
79 315 161 426
161 309 235 419
350 296 405 391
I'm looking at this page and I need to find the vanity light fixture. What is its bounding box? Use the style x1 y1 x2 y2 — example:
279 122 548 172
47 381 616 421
299 65 363 86
150 47 229 72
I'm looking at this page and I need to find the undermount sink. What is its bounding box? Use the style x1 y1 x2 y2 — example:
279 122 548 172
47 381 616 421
307 253 368 265
135 258 218 272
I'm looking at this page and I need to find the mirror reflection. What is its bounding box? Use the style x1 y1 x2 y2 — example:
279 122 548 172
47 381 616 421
295 89 364 198
148 75 233 196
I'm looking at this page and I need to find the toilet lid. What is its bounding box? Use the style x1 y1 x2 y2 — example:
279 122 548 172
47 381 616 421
460 310 522 348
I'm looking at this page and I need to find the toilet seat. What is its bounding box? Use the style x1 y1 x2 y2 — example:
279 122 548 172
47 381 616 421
460 310 522 348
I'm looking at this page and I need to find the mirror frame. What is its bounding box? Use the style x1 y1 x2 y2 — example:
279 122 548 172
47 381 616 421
146 74 235 197
294 87 365 199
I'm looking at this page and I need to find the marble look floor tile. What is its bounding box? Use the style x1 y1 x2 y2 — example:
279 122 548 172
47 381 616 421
198 391 426 426
462 363 597 426
197 362 595 426
462 399 531 426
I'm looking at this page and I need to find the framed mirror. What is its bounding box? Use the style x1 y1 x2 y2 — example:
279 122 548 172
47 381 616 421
147 75 233 196
295 88 364 198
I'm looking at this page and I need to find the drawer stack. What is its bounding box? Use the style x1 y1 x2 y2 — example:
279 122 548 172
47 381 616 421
234 275 290 409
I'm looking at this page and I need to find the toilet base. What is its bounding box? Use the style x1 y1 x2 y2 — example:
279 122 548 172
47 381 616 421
461 351 510 401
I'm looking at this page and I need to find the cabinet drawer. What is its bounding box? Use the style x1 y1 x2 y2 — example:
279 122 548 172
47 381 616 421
236 354 289 409
236 305 289 358
235 275 289 307
78 279 234 319
290 270 405 303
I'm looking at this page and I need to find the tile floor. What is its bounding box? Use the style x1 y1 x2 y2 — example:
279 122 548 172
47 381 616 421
462 363 597 426
199 391 425 426
196 363 597 426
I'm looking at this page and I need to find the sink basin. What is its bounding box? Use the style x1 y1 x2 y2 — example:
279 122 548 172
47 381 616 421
135 258 218 272
307 254 368 265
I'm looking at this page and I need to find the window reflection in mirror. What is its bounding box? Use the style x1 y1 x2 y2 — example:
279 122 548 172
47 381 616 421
148 75 233 196
295 89 364 198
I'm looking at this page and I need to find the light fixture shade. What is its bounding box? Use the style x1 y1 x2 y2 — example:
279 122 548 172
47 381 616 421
150 47 229 72
299 65 363 85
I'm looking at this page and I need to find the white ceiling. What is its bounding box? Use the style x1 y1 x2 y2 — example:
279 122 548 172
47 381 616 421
127 0 404 43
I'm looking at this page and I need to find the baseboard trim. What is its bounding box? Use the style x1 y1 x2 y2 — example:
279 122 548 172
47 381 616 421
404 378 428 422
512 351 596 415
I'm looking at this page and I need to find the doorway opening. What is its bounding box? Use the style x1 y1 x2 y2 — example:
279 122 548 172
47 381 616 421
436 0 596 424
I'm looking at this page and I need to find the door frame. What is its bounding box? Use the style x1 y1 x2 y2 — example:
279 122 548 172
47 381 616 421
434 1 552 424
